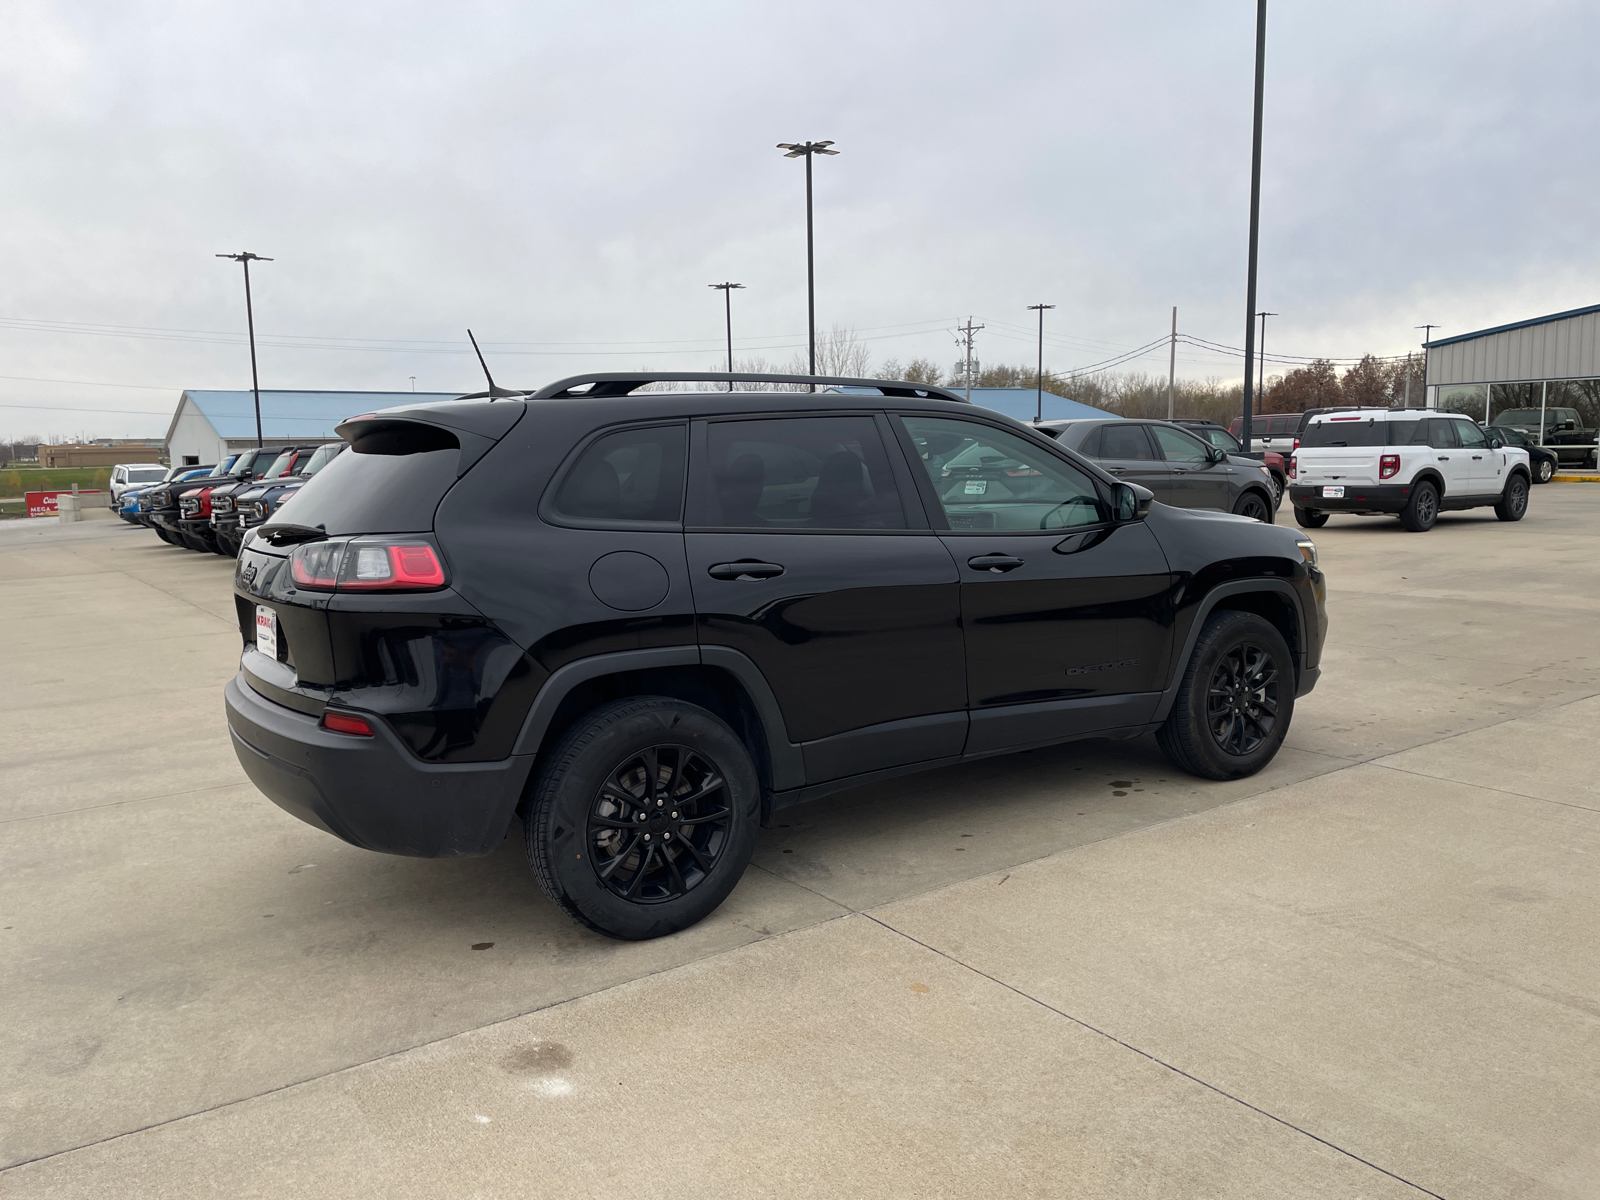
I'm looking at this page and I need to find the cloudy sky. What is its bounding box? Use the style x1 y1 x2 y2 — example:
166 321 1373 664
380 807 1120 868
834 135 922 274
2 0 1596 439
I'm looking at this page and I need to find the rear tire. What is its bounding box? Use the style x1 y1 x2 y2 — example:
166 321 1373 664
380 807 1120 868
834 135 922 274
1293 506 1328 529
1536 458 1554 484
1157 610 1294 781
526 697 760 941
1399 480 1439 532
1494 473 1529 522
1232 490 1273 523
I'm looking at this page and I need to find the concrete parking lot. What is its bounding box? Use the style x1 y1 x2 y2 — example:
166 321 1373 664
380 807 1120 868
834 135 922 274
4 492 1599 1198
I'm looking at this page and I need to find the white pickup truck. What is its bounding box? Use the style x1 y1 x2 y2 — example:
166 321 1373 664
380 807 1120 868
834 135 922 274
1287 409 1531 532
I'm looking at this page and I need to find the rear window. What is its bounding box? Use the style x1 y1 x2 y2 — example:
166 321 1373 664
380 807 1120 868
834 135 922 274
1300 418 1390 448
268 421 461 535
127 466 166 482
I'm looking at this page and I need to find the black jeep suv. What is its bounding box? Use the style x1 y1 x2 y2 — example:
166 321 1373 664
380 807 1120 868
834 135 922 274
225 373 1326 940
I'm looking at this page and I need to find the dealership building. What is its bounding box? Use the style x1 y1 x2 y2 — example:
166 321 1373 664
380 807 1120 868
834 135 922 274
164 390 460 467
1426 303 1600 460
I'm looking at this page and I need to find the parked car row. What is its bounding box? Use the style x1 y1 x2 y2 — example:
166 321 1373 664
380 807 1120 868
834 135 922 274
115 443 345 555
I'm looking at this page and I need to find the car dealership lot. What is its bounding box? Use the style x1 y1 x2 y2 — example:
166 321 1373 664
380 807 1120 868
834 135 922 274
4 494 1599 1197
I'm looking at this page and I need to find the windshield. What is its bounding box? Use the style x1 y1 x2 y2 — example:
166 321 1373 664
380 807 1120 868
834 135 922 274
1192 426 1240 452
262 451 296 478
1300 419 1390 447
299 443 344 477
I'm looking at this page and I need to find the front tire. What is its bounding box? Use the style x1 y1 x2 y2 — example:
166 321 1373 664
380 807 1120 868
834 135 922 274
1494 473 1529 522
1157 611 1294 780
1232 490 1274 523
526 697 760 940
1399 480 1439 532
1293 506 1328 529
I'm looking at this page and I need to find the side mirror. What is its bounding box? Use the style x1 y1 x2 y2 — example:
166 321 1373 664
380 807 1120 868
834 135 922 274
1207 446 1227 464
1112 481 1154 522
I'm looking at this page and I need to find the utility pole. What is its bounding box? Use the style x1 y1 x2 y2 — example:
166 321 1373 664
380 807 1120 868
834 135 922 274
709 282 746 391
1416 324 1439 409
1167 306 1177 419
953 318 984 403
1027 304 1055 422
1239 0 1268 455
777 141 838 390
1256 311 1278 412
1403 354 1412 408
215 251 273 447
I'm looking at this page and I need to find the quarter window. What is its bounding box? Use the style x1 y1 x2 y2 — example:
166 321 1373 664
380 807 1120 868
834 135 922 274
902 416 1105 532
700 416 905 530
551 424 687 525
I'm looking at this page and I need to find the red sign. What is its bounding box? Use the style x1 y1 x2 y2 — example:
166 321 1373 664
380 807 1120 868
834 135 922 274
24 490 104 518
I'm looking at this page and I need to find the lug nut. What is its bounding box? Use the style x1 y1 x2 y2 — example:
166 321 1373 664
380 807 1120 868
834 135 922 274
643 834 651 842
663 833 672 841
656 798 664 807
670 812 678 819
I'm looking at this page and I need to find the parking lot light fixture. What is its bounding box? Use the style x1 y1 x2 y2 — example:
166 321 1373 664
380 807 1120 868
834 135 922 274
215 251 273 448
776 140 838 390
709 283 746 391
1027 304 1055 422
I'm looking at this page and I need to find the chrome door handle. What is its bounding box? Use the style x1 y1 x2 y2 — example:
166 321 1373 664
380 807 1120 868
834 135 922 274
966 553 1025 573
708 560 784 581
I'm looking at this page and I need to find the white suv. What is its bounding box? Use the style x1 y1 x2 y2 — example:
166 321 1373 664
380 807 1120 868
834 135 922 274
1288 409 1531 532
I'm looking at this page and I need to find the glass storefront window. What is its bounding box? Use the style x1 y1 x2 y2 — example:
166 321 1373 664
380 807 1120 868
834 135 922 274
1437 384 1488 420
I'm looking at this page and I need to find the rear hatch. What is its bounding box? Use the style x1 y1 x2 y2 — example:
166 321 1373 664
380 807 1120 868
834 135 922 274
1294 414 1390 486
234 400 526 734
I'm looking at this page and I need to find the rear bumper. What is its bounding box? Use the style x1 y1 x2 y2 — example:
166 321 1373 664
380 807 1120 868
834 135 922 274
1289 483 1409 513
224 673 532 857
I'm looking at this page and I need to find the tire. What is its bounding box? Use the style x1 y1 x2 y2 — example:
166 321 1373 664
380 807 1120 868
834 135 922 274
1399 480 1439 532
1494 473 1529 522
1232 490 1274 523
1157 610 1295 781
526 697 760 941
1293 506 1328 529
1535 457 1554 484
1270 472 1286 508
153 527 175 544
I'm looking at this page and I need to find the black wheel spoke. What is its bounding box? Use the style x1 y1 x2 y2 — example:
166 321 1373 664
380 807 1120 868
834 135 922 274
597 835 642 880
586 742 733 905
1204 637 1282 757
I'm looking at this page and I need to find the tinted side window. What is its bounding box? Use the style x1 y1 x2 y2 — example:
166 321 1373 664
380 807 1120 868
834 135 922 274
1098 424 1157 461
1269 416 1293 435
700 416 905 530
1151 425 1209 463
1428 419 1460 449
1455 421 1488 449
550 424 686 525
903 416 1105 532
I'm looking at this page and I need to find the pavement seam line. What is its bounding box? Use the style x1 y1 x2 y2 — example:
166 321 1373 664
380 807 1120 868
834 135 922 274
59 541 238 629
0 908 860 1176
1365 758 1600 816
859 912 1451 1200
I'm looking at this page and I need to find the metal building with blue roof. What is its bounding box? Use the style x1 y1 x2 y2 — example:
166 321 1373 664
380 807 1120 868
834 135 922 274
957 387 1120 424
163 389 462 467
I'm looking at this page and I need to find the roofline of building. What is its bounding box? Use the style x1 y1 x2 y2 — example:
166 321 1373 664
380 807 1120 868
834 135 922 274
1426 302 1600 350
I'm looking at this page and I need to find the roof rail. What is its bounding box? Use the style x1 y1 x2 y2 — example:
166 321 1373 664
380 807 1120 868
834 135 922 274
527 372 969 403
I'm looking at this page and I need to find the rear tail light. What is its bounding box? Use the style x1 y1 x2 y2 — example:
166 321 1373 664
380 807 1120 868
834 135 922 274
320 711 374 737
1379 454 1401 480
1287 455 1297 480
1291 438 1300 452
289 539 448 592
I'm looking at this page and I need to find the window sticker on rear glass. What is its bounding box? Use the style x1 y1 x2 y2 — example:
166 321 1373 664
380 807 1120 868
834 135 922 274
964 480 987 495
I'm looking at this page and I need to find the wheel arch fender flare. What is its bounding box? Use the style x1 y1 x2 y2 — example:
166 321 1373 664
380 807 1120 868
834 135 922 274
1410 468 1445 496
1153 579 1307 724
510 645 803 791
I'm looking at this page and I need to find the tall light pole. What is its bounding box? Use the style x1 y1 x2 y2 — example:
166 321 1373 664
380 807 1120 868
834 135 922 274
709 282 745 391
1167 306 1178 419
1256 311 1278 412
1416 324 1439 410
1239 0 1267 454
215 251 273 447
409 376 417 392
776 140 838 389
1027 304 1055 423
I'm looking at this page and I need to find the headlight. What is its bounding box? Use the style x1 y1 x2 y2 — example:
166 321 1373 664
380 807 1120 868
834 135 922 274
1296 539 1318 567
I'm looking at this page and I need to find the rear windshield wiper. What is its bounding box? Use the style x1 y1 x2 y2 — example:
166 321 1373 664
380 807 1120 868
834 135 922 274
261 523 327 547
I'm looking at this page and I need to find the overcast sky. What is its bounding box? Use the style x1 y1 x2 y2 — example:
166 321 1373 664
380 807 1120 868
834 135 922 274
3 0 1597 439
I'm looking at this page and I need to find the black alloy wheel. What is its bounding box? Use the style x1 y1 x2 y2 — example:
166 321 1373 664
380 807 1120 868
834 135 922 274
1494 474 1529 522
1232 491 1273 523
1204 642 1280 756
527 697 759 940
1293 506 1329 529
587 744 730 904
1157 610 1294 780
1399 480 1438 532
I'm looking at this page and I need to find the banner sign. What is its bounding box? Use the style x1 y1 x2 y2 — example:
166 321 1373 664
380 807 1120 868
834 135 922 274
24 490 104 518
